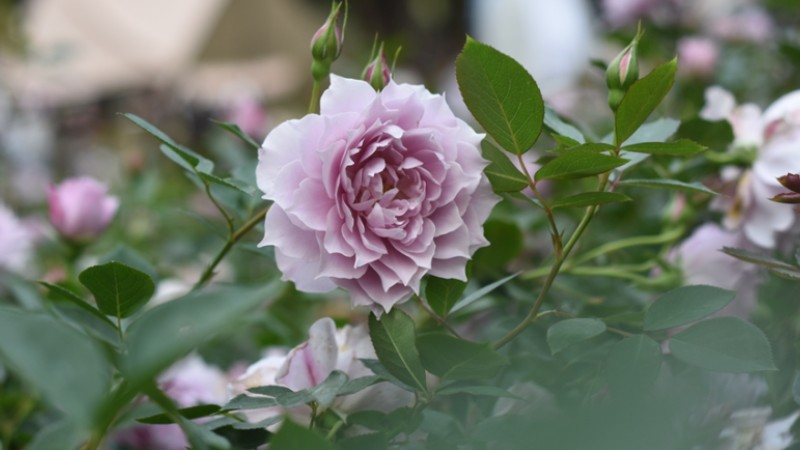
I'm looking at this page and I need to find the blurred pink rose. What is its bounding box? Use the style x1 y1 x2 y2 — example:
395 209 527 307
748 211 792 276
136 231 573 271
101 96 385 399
231 317 413 427
0 203 35 272
257 76 498 314
710 8 773 43
48 176 118 242
115 355 229 450
677 37 719 78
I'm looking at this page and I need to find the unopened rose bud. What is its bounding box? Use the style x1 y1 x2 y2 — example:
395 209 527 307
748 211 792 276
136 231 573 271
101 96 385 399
48 176 119 242
362 45 391 91
607 30 641 111
310 2 343 81
777 173 800 194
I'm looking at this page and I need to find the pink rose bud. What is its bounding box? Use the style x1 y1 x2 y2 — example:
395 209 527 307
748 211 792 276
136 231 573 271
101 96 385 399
310 1 343 80
362 45 392 91
48 176 119 242
606 29 641 111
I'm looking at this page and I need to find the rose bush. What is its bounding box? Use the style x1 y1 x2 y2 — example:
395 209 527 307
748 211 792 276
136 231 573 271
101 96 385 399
257 76 498 314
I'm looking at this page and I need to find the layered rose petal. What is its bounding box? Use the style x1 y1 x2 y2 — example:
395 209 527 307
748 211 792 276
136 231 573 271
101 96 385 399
257 76 499 314
48 177 118 242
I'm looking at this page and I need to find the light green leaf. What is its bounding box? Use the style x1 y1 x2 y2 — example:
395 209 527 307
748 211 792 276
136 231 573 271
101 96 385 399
606 335 662 394
481 141 530 193
211 119 261 151
546 318 607 354
0 307 110 428
122 282 282 387
622 139 706 156
40 282 117 330
368 309 427 393
643 285 736 331
544 107 585 143
79 261 155 319
615 58 678 145
456 37 544 154
669 317 776 372
425 276 467 318
417 333 508 380
722 247 798 271
436 383 519 398
451 272 520 313
619 178 717 195
621 118 680 145
551 192 632 209
535 150 628 181
137 404 221 424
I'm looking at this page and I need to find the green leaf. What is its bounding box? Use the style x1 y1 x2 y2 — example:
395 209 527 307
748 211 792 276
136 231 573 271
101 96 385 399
211 119 261 151
643 285 736 331
417 333 508 380
677 118 734 151
456 37 544 154
534 149 628 181
606 335 662 395
359 359 415 392
615 58 678 146
546 318 607 354
309 370 348 408
337 375 384 396
123 113 205 170
368 309 427 393
622 139 706 157
551 142 615 154
425 276 467 317
78 261 155 319
137 404 221 424
271 420 336 450
481 141 530 193
669 317 776 373
550 192 632 209
722 247 798 271
39 282 117 330
620 118 681 145
451 272 520 313
544 107 585 143
26 419 88 450
436 383 520 398
0 307 110 427
122 282 282 387
619 178 717 195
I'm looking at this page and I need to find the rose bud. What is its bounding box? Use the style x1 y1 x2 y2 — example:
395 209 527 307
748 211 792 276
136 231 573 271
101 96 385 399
48 176 119 242
607 29 641 111
362 44 391 91
777 173 800 194
310 2 343 81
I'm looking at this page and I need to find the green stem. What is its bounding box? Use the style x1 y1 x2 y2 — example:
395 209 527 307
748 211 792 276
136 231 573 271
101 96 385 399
493 173 610 350
516 153 562 255
309 80 322 114
204 182 235 235
326 419 345 440
193 205 270 291
573 226 685 265
414 295 461 337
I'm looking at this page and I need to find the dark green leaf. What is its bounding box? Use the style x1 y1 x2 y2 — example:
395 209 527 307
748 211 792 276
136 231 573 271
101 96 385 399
247 385 313 406
426 277 467 317
123 113 205 170
622 139 706 156
0 307 110 427
98 245 159 283
546 318 607 354
122 282 282 387
456 37 544 154
40 282 117 329
619 178 717 195
551 133 581 148
669 317 776 372
368 309 427 393
271 420 336 450
551 142 615 154
615 58 678 145
223 393 280 411
417 333 508 380
137 404 221 424
436 383 519 398
359 359 415 392
474 219 524 272
337 432 389 450
481 140 529 192
722 247 798 271
793 374 800 405
550 192 632 209
535 150 628 181
677 118 734 151
606 335 662 395
26 419 88 450
212 119 261 151
79 261 155 319
643 285 736 331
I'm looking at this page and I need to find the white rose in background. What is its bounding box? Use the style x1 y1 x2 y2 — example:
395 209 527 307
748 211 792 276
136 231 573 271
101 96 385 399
0 203 35 273
700 87 800 248
114 355 229 450
230 317 414 427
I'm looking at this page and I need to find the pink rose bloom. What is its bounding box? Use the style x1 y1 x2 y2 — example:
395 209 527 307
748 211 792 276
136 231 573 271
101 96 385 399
257 76 498 314
115 355 229 450
701 87 800 248
231 317 413 427
677 37 719 78
709 8 773 44
48 176 118 242
0 203 35 272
